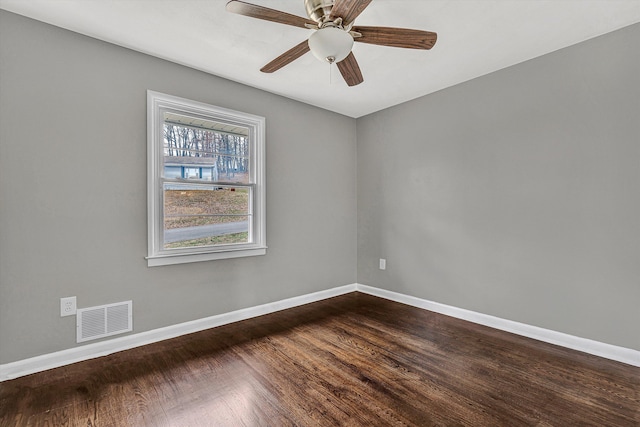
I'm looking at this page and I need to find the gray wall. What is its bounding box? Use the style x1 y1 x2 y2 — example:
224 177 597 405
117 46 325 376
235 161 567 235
0 11 357 364
357 23 640 350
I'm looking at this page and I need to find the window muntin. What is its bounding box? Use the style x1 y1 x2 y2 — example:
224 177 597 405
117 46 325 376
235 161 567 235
147 91 265 266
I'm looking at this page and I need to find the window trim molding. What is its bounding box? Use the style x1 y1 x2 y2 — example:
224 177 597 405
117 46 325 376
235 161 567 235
146 90 266 267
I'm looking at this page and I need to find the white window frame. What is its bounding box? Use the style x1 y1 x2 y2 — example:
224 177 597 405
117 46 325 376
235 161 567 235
146 91 266 266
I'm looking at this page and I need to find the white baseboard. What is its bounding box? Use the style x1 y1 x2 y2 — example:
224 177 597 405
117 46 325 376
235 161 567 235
2 282 637 381
0 284 357 381
356 284 640 367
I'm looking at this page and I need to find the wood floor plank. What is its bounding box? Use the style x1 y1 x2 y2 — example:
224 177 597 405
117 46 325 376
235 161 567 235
1 292 638 426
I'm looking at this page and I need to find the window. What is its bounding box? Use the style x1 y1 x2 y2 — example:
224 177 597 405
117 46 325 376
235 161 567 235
147 91 266 266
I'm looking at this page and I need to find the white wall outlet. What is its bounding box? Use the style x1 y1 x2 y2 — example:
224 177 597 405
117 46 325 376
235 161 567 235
60 296 77 317
379 258 386 270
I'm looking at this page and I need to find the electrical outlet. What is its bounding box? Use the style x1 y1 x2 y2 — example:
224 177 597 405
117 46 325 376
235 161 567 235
60 296 77 317
379 258 386 270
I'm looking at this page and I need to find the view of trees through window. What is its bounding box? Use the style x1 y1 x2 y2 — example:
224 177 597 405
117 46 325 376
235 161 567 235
162 115 252 249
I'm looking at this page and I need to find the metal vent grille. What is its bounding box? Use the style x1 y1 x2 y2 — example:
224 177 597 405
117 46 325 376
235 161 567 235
77 301 132 343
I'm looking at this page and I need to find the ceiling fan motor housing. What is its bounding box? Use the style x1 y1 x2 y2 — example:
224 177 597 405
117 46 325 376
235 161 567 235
305 0 334 24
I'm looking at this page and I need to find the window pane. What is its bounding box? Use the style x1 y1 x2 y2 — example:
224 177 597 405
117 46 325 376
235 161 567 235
163 184 250 249
163 112 251 184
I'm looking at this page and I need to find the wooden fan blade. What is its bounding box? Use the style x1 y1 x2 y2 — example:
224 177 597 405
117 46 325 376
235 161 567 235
226 0 316 29
353 26 437 49
260 40 310 73
329 0 373 25
337 52 364 87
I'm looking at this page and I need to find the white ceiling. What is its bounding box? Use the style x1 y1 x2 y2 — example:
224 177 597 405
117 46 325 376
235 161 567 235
2 0 639 118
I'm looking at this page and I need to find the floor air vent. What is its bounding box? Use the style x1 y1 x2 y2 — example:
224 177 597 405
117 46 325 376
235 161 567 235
77 301 132 343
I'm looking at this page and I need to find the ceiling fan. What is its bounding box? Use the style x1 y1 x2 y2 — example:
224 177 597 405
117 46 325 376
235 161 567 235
226 0 437 86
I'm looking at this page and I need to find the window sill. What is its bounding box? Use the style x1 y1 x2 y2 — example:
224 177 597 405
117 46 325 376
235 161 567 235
146 247 267 267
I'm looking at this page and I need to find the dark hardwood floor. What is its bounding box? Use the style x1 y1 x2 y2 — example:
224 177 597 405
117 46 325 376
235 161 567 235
1 292 638 426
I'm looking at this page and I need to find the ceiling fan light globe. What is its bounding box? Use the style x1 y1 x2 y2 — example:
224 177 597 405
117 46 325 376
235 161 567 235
308 27 354 64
